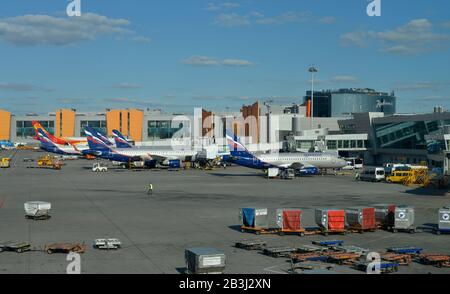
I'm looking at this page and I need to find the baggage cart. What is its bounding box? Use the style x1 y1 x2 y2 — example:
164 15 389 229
93 239 121 250
374 204 396 227
290 261 334 273
435 205 450 235
345 206 377 232
417 254 450 268
290 253 329 263
263 246 297 258
387 206 416 233
185 248 226 274
44 243 86 254
276 208 305 236
315 208 347 235
381 253 412 265
239 208 269 232
297 244 329 253
323 252 361 265
0 242 31 253
331 245 370 255
312 240 344 247
24 201 51 220
387 246 423 255
234 239 266 251
354 261 400 274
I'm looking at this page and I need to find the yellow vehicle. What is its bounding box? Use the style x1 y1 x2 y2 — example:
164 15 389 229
1 158 11 168
38 155 54 167
386 171 413 184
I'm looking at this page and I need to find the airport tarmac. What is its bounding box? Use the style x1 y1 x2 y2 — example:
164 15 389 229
1 150 449 274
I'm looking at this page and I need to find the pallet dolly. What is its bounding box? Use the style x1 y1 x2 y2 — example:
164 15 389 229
381 253 412 265
386 246 423 255
319 229 348 236
312 240 344 247
417 254 450 268
234 239 266 250
262 246 297 258
240 226 279 235
323 252 361 265
434 228 450 235
347 226 377 234
25 215 51 221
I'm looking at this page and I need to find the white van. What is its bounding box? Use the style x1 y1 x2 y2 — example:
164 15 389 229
360 167 386 182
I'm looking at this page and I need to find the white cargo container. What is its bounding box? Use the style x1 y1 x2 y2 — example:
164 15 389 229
24 202 51 219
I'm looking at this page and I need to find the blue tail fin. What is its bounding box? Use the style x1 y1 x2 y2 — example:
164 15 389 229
112 130 133 148
225 129 255 158
85 129 112 152
84 127 113 146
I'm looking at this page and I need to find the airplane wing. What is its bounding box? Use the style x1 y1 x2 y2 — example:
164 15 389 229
147 154 178 163
273 162 304 170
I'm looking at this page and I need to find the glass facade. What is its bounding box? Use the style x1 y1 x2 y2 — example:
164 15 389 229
16 120 54 138
80 121 107 137
375 119 450 150
147 120 184 140
331 92 396 117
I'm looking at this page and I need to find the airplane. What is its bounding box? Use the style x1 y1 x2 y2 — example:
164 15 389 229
112 130 134 148
224 130 348 171
36 129 83 156
32 121 86 146
85 129 198 167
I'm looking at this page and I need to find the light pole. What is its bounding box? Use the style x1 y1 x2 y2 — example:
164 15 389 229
308 66 318 130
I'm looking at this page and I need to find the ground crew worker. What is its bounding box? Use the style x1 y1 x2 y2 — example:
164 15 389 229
148 183 154 196
355 172 360 181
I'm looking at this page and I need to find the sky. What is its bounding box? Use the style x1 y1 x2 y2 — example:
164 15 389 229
0 0 449 115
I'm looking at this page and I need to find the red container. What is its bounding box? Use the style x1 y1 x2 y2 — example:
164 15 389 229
346 207 376 230
276 209 302 231
328 210 345 231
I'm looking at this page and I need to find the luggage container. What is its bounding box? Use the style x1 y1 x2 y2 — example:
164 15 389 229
388 206 416 233
276 208 305 236
24 202 51 220
436 205 450 235
185 248 226 274
373 204 396 227
315 208 346 235
240 208 269 234
345 206 377 231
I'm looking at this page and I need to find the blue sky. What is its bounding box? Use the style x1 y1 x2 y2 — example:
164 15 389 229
0 0 449 115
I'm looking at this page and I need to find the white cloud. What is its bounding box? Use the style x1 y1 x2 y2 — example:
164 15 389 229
221 59 254 67
341 19 450 54
330 76 359 83
394 82 441 91
318 16 336 24
131 36 151 44
0 82 52 92
205 2 240 11
181 56 254 67
181 56 221 66
0 13 149 46
111 83 142 89
214 13 250 27
214 11 312 27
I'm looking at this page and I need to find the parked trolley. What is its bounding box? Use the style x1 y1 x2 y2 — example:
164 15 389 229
373 204 396 228
388 205 416 233
345 206 377 232
185 248 226 274
239 208 270 234
315 208 346 235
276 208 305 236
24 201 51 220
435 205 450 235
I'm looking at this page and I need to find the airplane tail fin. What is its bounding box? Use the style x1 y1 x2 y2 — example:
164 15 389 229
85 129 112 151
112 130 133 148
225 129 255 158
33 121 62 144
85 127 113 146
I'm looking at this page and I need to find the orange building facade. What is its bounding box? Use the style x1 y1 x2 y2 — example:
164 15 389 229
0 110 11 141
